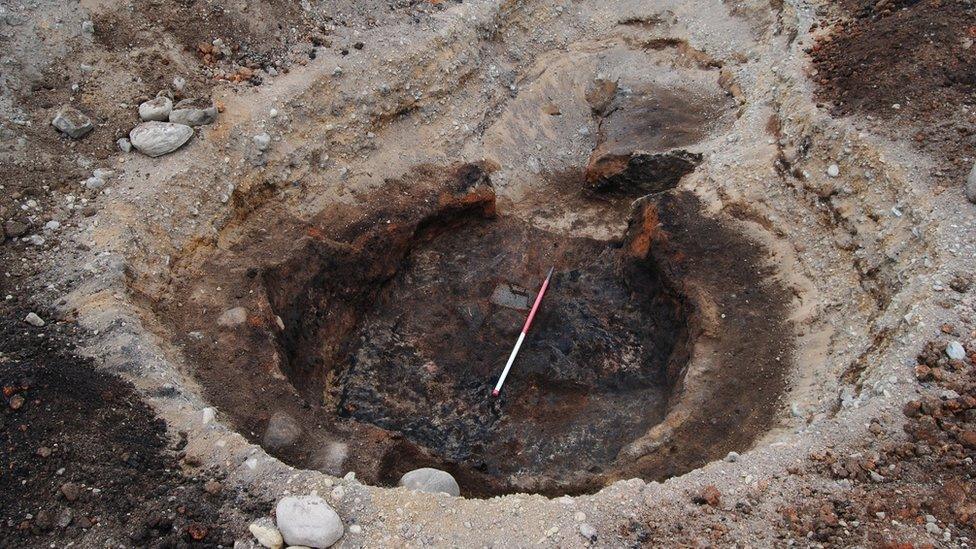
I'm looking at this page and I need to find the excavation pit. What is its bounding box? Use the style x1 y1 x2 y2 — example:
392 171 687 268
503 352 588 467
162 163 793 497
296 215 688 490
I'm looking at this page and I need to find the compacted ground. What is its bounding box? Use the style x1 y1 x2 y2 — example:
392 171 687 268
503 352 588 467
2 0 976 546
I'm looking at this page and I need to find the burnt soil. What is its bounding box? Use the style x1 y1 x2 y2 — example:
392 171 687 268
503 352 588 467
584 84 725 197
160 164 795 497
333 214 687 486
0 305 255 548
810 0 976 182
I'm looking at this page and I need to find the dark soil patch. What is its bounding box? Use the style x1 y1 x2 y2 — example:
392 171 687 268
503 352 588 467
0 306 244 547
810 0 976 181
584 84 728 197
329 213 687 488
611 191 794 481
159 163 795 497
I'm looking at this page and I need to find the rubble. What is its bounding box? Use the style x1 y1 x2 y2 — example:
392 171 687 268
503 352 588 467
51 106 93 139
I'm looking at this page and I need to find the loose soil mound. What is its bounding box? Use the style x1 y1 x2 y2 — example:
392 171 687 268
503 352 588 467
0 307 246 547
811 0 976 180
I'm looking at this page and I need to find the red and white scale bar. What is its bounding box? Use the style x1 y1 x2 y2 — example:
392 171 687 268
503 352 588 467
492 266 555 397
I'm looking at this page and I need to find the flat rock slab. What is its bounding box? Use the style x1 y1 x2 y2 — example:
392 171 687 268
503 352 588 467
129 121 193 157
489 282 533 310
275 495 343 548
51 106 94 138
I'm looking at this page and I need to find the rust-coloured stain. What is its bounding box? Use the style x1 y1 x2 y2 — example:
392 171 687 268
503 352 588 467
627 203 662 258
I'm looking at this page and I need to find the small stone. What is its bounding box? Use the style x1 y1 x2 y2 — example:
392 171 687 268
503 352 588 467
398 468 460 496
139 96 173 122
56 509 73 528
957 430 976 449
93 168 114 180
724 451 740 463
248 517 283 549
946 341 966 361
75 515 92 529
217 306 248 327
117 137 132 153
169 98 218 126
579 523 597 541
36 446 52 458
9 394 25 410
81 20 94 34
490 283 532 310
187 522 208 541
61 482 81 502
203 479 222 495
926 522 942 535
695 485 721 507
172 76 187 92
201 407 216 425
348 524 362 534
585 77 618 114
84 176 105 190
275 495 343 548
966 162 976 204
44 220 60 231
34 509 54 531
24 312 45 327
52 106 94 138
253 133 272 151
4 220 29 237
949 273 972 293
263 411 301 450
129 122 193 157
826 164 840 178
